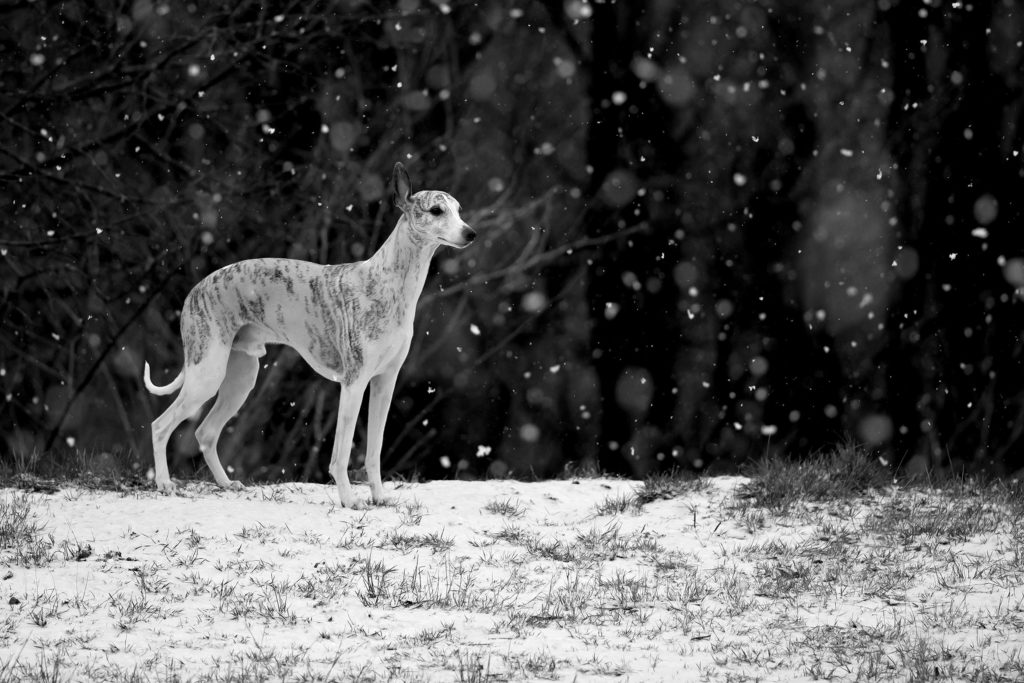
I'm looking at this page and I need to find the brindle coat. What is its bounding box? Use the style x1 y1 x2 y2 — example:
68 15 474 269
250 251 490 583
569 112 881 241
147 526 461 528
144 163 475 507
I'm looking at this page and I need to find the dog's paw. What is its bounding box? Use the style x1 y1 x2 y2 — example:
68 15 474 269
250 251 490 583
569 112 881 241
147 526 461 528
336 494 365 510
156 479 177 495
370 496 395 508
226 480 245 491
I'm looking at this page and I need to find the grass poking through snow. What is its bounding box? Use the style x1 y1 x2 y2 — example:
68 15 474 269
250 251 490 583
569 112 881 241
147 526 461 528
735 441 891 511
0 446 1021 681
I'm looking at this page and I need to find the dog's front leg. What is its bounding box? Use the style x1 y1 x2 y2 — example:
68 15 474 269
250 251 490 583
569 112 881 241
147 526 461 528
329 382 365 508
365 367 401 504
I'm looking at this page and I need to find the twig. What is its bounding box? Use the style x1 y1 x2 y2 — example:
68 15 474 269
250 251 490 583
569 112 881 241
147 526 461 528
43 265 183 450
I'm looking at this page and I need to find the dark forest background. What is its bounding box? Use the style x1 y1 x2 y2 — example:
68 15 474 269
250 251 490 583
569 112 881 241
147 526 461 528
2 0 1023 484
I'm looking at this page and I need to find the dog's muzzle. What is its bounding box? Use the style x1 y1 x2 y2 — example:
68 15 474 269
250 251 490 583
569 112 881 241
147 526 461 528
460 225 477 246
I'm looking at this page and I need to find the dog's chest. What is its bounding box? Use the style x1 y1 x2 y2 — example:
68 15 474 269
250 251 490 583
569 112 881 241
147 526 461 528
332 268 414 341
297 266 414 382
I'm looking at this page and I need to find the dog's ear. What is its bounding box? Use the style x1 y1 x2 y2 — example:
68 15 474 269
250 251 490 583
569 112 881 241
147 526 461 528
392 162 412 212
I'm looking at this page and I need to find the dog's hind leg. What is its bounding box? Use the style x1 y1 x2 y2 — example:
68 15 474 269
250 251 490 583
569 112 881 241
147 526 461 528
150 348 230 493
194 349 259 490
152 400 181 492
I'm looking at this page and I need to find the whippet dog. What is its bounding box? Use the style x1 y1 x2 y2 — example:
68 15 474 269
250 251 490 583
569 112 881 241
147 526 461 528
143 163 476 507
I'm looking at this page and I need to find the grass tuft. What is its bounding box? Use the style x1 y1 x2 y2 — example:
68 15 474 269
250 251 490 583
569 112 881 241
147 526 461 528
593 493 638 516
483 498 527 518
736 442 890 511
2 447 151 492
0 493 43 550
633 471 708 507
381 529 455 554
864 493 1006 543
0 493 54 567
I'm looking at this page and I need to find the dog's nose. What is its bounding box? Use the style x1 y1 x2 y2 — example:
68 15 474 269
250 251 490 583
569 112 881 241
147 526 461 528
461 225 477 243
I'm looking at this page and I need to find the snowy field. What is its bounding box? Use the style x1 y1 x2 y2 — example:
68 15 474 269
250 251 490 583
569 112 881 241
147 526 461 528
1 476 1022 681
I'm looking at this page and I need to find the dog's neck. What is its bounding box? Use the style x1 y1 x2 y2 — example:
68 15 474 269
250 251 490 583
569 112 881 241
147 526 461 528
365 214 438 313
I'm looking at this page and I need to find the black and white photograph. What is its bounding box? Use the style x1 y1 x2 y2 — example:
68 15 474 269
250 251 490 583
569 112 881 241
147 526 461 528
1 0 1022 679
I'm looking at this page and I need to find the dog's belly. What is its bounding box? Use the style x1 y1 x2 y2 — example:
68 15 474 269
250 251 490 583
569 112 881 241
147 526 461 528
230 324 408 386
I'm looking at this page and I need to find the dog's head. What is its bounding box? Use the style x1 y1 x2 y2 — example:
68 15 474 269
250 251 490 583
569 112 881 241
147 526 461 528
392 162 476 249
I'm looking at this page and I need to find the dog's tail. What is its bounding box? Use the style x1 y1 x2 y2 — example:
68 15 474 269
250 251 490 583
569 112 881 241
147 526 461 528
143 362 184 396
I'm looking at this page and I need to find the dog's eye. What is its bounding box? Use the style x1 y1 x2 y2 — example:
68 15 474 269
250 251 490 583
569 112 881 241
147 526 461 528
429 206 444 216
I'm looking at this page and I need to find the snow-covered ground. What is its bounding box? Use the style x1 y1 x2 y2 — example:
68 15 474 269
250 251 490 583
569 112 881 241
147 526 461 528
1 477 1021 681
